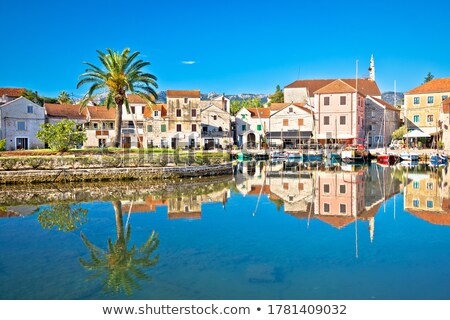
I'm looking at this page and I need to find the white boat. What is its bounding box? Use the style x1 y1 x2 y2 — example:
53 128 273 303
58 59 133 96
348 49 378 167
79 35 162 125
400 152 419 161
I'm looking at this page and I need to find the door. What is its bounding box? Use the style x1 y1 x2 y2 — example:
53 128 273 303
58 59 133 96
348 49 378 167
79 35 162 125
122 136 131 148
16 138 28 150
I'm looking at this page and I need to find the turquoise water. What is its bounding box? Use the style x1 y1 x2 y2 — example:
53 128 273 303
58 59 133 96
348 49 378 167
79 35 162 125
1 162 450 299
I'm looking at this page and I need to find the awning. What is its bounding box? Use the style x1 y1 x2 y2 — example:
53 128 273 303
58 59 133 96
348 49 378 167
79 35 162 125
403 129 431 138
266 131 312 139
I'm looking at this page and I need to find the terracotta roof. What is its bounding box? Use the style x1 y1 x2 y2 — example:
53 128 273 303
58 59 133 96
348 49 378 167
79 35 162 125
317 215 354 229
406 78 450 94
248 184 271 195
126 93 156 104
359 203 382 220
442 97 450 113
122 203 155 213
166 90 201 98
247 107 271 118
270 103 312 114
408 209 450 226
87 106 115 120
143 104 167 118
285 78 381 97
314 79 356 94
44 103 87 119
0 88 26 97
367 96 400 112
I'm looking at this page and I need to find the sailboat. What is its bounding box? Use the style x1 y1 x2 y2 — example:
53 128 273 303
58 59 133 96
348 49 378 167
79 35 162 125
376 89 400 166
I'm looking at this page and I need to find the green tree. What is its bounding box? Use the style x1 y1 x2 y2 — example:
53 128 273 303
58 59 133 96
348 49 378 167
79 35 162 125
77 48 158 147
38 203 88 232
269 85 284 103
80 201 159 296
424 72 434 84
230 100 242 115
21 89 44 106
37 119 87 152
392 125 407 140
58 91 72 104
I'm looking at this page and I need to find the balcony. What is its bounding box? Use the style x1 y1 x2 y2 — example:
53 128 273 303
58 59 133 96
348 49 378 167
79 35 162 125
95 130 110 136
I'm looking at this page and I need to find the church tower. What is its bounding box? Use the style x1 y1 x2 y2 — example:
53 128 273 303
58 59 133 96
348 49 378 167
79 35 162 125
368 54 375 81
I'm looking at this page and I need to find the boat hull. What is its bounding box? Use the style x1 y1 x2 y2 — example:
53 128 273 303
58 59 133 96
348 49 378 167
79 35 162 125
377 154 400 166
400 153 419 162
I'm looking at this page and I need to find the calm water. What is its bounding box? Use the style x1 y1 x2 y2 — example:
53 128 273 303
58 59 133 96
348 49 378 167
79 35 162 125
1 161 450 300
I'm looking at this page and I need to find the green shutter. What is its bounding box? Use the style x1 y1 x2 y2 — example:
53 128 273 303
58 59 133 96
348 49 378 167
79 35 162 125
242 114 246 119
257 124 262 131
147 125 153 132
242 124 246 131
161 124 166 132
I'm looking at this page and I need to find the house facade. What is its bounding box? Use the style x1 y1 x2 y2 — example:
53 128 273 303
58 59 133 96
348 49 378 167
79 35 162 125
0 97 45 150
404 78 450 144
84 106 116 148
365 96 400 147
200 103 232 149
234 107 270 149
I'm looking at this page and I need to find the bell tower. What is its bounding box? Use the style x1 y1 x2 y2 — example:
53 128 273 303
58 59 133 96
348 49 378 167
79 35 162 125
368 54 375 81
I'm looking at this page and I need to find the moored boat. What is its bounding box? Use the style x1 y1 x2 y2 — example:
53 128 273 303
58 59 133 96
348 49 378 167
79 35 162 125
237 152 252 161
341 139 370 164
430 153 448 165
377 153 400 166
400 152 419 162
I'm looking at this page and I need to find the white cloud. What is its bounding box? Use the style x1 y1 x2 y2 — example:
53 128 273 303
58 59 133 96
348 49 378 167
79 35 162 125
181 61 196 65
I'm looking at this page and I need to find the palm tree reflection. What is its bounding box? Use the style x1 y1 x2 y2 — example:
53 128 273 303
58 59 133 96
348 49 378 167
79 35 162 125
80 200 159 296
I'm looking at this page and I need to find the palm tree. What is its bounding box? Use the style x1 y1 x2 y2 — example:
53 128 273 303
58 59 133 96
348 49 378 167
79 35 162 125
58 91 72 104
80 200 159 296
77 48 158 147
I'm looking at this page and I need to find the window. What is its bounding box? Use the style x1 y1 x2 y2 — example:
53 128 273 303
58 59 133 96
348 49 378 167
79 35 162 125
427 200 434 208
141 106 145 114
324 96 330 106
93 123 98 129
340 96 346 105
427 115 434 123
257 124 262 131
413 115 420 123
298 183 304 191
242 124 246 131
340 116 346 125
413 181 420 189
242 114 246 119
202 126 207 132
442 95 448 101
298 119 304 126
154 110 159 117
283 183 289 190
413 199 420 207
191 124 197 132
109 122 114 129
161 124 166 132
176 124 182 132
184 97 188 104
283 119 289 126
426 182 434 190
130 106 135 114
27 106 33 113
368 125 373 131
324 116 330 125
323 184 330 193
176 109 182 117
427 96 434 104
340 204 346 213
147 125 153 132
191 109 197 117
324 203 330 213
213 115 217 121
413 97 420 104
339 184 346 194
17 121 26 130
289 107 293 113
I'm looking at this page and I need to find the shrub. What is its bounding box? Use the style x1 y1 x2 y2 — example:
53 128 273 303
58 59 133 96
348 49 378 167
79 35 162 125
0 139 6 151
37 119 87 152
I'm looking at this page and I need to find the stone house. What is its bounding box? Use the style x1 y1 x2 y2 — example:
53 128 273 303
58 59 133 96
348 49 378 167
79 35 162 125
404 78 450 145
0 97 45 150
199 102 232 149
234 107 270 149
365 96 400 147
440 98 450 149
266 103 314 148
84 106 115 147
143 103 169 148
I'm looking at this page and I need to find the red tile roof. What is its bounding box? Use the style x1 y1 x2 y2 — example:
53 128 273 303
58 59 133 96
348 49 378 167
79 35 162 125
0 88 26 97
247 107 271 118
367 96 400 112
87 106 116 120
143 104 167 117
44 103 87 119
127 94 155 104
406 78 450 94
314 79 356 94
168 212 201 220
166 90 201 98
285 78 381 97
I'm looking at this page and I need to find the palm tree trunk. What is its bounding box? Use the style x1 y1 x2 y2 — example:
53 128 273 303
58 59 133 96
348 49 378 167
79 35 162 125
114 103 123 147
112 200 124 239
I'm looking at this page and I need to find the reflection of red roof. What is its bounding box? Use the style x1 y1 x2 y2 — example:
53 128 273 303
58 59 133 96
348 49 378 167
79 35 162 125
317 215 355 229
359 203 382 220
122 203 154 213
0 88 26 97
45 103 87 119
408 209 450 226
87 106 115 120
168 211 201 220
248 184 271 195
167 90 200 98
285 78 381 97
247 107 270 118
406 78 450 94
143 104 167 117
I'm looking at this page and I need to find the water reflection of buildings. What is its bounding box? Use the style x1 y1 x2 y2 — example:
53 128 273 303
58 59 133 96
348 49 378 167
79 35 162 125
121 188 230 220
234 161 402 241
404 169 450 225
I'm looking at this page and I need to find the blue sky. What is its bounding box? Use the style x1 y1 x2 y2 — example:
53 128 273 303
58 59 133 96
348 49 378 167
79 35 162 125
1 0 449 98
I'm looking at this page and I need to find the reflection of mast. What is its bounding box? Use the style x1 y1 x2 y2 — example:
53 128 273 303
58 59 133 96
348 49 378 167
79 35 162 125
253 162 266 216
